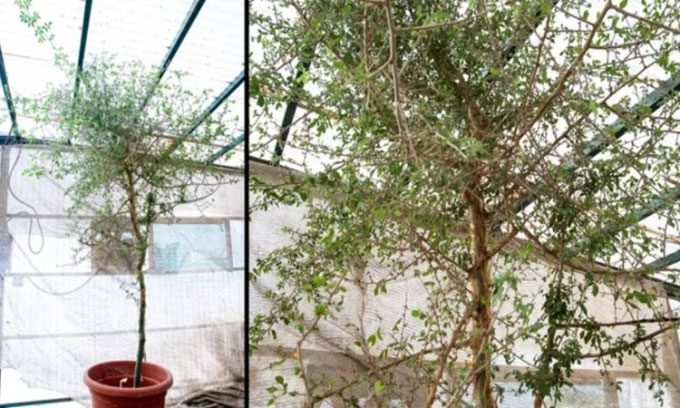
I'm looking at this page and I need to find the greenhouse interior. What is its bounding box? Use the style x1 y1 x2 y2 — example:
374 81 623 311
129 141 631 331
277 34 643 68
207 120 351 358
249 0 680 407
0 0 245 407
3 0 680 407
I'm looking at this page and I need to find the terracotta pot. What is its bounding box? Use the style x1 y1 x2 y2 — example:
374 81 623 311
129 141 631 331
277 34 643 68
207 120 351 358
84 360 173 408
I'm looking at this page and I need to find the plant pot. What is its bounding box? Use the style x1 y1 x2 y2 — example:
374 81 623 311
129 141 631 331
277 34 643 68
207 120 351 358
84 360 173 408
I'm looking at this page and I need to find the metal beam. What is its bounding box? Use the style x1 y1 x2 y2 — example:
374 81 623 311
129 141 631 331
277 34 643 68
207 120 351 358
73 0 93 99
0 398 73 408
597 252 680 299
582 69 680 158
0 44 19 137
652 276 680 299
489 0 560 79
507 70 680 294
0 134 50 146
140 0 206 109
158 0 205 77
271 55 313 165
148 71 244 161
647 249 680 272
206 133 244 164
0 136 22 145
184 70 244 137
514 69 680 213
504 182 680 288
628 185 680 223
560 185 680 260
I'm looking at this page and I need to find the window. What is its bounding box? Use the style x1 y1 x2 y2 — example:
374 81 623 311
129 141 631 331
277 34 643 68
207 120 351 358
495 381 608 408
230 220 244 268
152 222 231 273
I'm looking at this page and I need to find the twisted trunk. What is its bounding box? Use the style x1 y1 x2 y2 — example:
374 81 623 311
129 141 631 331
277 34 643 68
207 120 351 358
124 166 148 388
465 183 496 408
132 244 147 387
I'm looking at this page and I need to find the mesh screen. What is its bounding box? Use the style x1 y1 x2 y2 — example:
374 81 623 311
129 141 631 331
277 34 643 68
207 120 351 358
0 145 244 403
249 163 680 407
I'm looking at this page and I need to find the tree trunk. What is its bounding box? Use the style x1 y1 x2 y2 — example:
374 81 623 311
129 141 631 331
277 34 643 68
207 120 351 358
133 244 148 387
464 185 497 408
123 167 148 388
533 395 544 408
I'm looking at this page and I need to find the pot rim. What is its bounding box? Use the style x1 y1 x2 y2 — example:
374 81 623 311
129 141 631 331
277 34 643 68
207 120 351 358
84 360 173 398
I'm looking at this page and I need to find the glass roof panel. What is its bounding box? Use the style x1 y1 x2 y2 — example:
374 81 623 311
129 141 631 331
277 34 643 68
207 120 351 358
162 0 244 164
0 0 80 137
84 0 195 67
164 0 244 94
0 0 243 164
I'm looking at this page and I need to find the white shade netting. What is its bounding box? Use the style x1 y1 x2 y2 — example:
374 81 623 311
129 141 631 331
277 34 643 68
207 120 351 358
0 145 245 404
249 162 680 408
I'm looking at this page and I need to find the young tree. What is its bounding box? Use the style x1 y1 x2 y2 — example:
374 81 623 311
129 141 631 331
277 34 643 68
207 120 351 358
22 58 232 387
250 0 680 406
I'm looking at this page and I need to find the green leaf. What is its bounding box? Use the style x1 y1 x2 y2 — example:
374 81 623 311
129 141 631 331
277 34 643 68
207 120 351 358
315 304 328 317
658 51 670 69
374 380 385 396
540 1 552 15
312 274 327 288
367 333 377 346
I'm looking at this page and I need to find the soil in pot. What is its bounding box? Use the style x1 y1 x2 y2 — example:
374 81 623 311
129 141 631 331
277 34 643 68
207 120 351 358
85 360 173 408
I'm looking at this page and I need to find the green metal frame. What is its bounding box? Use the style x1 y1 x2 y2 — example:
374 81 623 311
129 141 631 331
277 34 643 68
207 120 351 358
647 249 680 272
514 69 680 213
207 132 244 164
512 68 680 274
492 0 560 76
0 134 48 145
186 70 244 137
139 0 206 109
561 185 680 261
0 44 19 137
0 398 73 408
582 69 680 157
156 0 206 79
271 56 313 164
73 0 93 99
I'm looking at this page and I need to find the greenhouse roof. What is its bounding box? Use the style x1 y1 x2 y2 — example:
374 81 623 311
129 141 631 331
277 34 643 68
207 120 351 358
0 0 244 167
250 0 680 297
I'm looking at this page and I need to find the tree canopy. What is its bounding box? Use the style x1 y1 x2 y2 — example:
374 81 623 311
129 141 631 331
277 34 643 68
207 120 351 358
21 57 231 387
251 0 680 407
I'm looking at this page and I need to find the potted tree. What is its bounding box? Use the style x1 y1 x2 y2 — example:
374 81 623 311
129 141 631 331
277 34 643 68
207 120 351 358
21 58 233 407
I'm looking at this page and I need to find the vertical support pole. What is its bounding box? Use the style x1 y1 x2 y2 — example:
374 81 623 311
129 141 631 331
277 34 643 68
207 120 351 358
73 0 94 99
225 220 233 271
604 373 621 408
661 295 680 407
0 146 11 398
271 54 313 165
